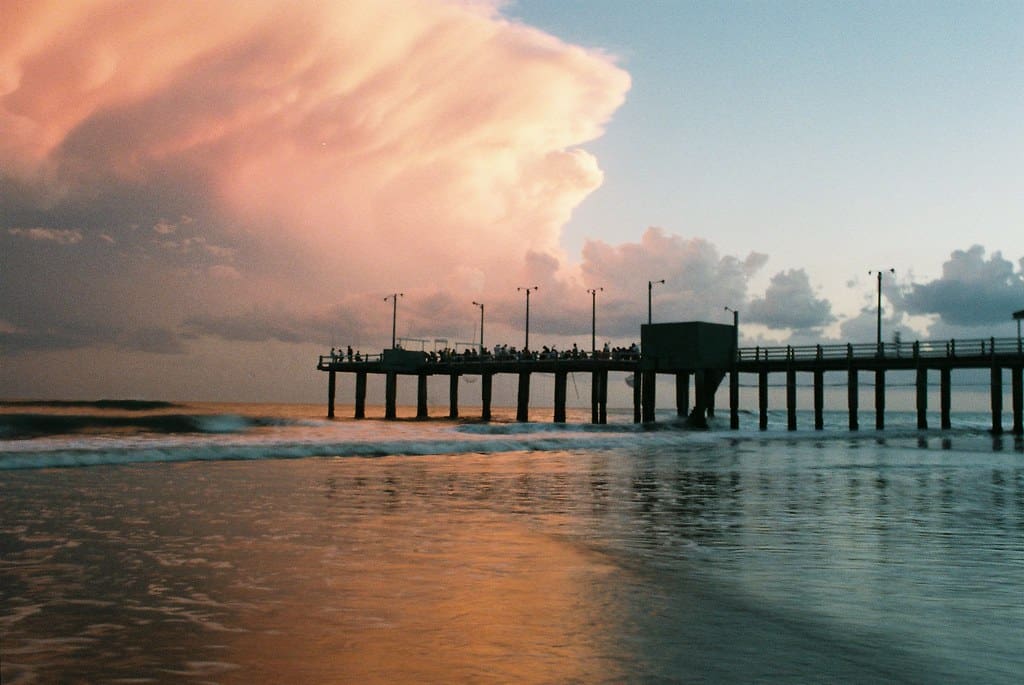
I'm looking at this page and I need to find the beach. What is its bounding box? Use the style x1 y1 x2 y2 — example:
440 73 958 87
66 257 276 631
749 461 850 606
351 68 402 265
2 402 1023 683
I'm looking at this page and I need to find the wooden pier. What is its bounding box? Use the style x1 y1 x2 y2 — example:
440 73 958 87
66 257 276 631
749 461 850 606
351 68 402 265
317 331 1024 434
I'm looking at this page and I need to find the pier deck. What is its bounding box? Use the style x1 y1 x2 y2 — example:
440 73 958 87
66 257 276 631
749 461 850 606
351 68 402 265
317 336 1024 433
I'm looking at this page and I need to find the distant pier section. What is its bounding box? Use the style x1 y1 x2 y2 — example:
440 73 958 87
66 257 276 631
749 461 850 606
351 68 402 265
318 323 1024 434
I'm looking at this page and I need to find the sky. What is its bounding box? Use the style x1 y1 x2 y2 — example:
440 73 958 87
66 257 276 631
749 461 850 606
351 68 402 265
2 0 1023 403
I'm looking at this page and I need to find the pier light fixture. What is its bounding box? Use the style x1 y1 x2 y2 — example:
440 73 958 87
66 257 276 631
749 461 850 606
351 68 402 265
648 279 665 325
517 286 538 351
472 301 485 354
724 306 739 349
587 287 603 355
385 292 404 349
869 269 895 348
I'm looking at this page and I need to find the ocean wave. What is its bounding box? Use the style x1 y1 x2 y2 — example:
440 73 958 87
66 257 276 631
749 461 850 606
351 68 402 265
0 413 285 440
0 433 641 470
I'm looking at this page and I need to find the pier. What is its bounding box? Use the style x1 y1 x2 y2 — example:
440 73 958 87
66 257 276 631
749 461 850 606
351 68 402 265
317 327 1024 434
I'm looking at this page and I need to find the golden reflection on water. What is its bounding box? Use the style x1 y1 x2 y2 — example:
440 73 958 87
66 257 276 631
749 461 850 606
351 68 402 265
229 507 626 683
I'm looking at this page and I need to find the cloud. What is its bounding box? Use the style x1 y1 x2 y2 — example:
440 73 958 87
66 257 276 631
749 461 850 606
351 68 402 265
574 227 770 337
8 227 83 244
897 245 1024 326
746 269 835 331
0 0 630 358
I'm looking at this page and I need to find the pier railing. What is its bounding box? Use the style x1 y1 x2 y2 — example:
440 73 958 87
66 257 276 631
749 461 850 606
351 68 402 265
736 337 1024 363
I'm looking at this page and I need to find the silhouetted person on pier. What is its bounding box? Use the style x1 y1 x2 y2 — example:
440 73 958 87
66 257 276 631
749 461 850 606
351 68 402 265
347 346 353 361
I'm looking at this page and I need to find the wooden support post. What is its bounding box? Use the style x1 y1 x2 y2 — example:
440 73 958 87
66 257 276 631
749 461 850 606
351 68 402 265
758 369 769 431
591 370 600 424
916 366 928 430
416 374 428 419
1013 367 1023 435
786 368 797 431
705 370 715 418
554 371 567 423
599 370 608 424
813 369 824 430
991 365 1003 434
847 368 858 431
642 370 657 423
355 371 367 419
385 372 398 420
676 372 690 418
940 367 951 429
481 373 493 421
729 369 739 430
327 370 336 419
449 374 459 419
516 371 530 422
874 369 885 430
633 371 642 424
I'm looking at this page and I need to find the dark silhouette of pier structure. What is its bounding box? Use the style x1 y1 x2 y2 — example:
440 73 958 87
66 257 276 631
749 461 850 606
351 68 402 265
318 323 1024 434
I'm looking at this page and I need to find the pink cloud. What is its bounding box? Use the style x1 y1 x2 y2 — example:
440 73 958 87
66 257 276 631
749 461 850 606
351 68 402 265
2 0 628 307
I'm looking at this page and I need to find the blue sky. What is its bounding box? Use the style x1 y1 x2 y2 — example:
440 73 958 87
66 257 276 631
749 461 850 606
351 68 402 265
510 0 1024 327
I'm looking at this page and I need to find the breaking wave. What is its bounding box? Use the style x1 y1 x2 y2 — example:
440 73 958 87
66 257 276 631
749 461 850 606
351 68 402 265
0 413 292 440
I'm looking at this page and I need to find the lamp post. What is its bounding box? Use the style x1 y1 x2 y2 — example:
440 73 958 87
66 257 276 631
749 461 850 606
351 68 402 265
869 269 894 348
724 306 739 349
587 287 603 355
517 286 538 352
385 293 403 349
472 301 484 354
648 279 665 325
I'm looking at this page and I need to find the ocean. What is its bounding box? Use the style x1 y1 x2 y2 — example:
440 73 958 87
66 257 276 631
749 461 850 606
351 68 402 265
2 400 1022 683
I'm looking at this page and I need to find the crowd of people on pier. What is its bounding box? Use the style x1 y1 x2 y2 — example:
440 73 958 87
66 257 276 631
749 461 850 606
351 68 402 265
328 346 363 362
326 342 641 364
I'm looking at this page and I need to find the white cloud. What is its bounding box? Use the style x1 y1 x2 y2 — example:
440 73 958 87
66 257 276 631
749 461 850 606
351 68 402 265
8 227 83 244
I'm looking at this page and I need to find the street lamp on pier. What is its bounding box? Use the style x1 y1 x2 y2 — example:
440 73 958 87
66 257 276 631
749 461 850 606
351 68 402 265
517 286 538 352
869 269 894 348
648 279 665 325
587 287 603 355
724 306 739 350
385 293 403 349
472 301 485 354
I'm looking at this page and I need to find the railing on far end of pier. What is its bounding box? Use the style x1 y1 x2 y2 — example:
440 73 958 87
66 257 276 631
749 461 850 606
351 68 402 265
736 337 1024 363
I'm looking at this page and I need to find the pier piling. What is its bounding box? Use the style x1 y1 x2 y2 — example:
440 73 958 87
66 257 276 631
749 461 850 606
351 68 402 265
355 371 367 419
385 372 397 420
847 368 859 431
916 367 928 430
875 369 885 430
554 371 567 423
786 368 797 431
991 366 1003 434
327 370 336 419
481 373 493 421
758 369 768 431
449 374 459 419
1013 367 1023 435
940 367 951 429
813 369 824 430
641 370 656 423
416 374 428 419
516 372 530 422
677 372 690 418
